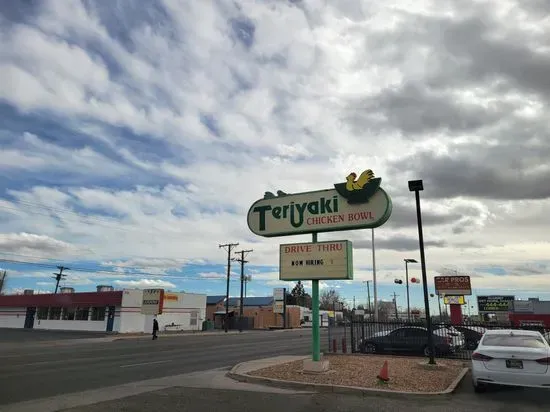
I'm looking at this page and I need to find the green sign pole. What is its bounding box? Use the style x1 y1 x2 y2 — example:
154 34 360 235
311 232 320 362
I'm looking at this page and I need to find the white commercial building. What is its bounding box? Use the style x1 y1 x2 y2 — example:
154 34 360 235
0 287 206 334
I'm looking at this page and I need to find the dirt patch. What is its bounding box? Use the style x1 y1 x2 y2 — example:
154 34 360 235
248 355 466 393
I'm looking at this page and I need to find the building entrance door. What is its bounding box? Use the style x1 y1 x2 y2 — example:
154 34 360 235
24 307 36 329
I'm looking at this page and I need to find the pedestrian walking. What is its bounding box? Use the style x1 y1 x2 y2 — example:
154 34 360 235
152 317 159 340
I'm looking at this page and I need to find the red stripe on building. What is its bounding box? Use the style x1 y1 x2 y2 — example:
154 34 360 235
0 291 123 307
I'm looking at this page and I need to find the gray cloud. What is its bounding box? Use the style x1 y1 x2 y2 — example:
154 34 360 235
354 236 447 252
385 198 483 230
388 148 550 200
438 16 550 103
389 201 459 228
347 82 512 136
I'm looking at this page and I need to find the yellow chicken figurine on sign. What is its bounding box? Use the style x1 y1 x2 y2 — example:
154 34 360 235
345 169 375 191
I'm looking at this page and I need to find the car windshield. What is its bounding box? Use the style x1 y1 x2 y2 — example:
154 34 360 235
482 334 547 348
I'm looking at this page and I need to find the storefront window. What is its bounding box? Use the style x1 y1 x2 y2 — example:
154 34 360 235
75 307 89 321
91 307 106 321
63 307 75 320
37 307 48 320
49 307 61 320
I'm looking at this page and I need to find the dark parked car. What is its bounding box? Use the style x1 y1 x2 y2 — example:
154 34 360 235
358 326 455 356
452 325 486 350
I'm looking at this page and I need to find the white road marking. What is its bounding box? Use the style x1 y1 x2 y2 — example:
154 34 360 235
119 359 173 368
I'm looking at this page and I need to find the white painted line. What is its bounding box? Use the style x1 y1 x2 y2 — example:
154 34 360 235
119 359 172 368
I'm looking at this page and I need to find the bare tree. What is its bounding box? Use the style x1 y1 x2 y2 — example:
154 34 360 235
320 289 341 310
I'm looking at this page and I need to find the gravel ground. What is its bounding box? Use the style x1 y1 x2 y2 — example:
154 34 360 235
249 354 466 392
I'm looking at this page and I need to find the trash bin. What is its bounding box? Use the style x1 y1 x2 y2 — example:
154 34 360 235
202 320 214 331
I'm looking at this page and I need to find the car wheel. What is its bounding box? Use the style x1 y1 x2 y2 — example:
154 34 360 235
423 345 433 357
473 380 487 393
363 343 377 354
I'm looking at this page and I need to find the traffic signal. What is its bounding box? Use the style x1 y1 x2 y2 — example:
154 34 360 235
410 277 420 284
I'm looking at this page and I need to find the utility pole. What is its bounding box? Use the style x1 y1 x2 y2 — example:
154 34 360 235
0 270 6 294
353 296 356 309
219 242 239 333
392 292 399 320
234 249 252 333
52 266 69 294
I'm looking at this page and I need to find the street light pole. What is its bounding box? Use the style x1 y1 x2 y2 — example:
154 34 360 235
372 229 378 321
409 179 435 365
404 258 418 322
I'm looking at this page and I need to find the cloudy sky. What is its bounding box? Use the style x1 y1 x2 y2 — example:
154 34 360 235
1 0 549 313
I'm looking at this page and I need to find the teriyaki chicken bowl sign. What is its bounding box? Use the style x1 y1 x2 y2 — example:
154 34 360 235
247 169 393 237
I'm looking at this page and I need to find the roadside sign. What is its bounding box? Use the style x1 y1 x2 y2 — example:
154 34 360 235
513 300 534 313
273 301 284 314
273 288 285 301
141 288 165 315
443 295 466 305
434 276 471 296
279 240 353 280
477 295 514 312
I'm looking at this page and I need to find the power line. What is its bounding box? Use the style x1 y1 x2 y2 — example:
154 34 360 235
219 242 239 333
0 258 240 282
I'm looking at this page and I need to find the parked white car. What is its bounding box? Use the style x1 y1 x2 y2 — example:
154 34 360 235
472 329 550 392
433 325 465 349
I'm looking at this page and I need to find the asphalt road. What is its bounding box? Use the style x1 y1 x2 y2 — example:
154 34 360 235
3 328 550 411
0 328 110 342
0 329 316 405
62 380 550 412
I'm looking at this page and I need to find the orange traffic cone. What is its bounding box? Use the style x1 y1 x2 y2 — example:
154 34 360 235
377 360 389 383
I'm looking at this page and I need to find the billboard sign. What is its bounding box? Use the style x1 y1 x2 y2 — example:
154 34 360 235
279 240 353 280
477 295 514 312
434 276 471 296
247 170 392 237
141 289 165 315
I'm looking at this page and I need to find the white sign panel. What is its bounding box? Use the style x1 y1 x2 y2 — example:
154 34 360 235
279 240 353 281
247 188 392 237
273 288 285 301
273 301 284 314
141 288 164 315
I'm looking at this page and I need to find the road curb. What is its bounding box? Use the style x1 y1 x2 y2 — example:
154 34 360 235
111 328 306 341
227 359 469 399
